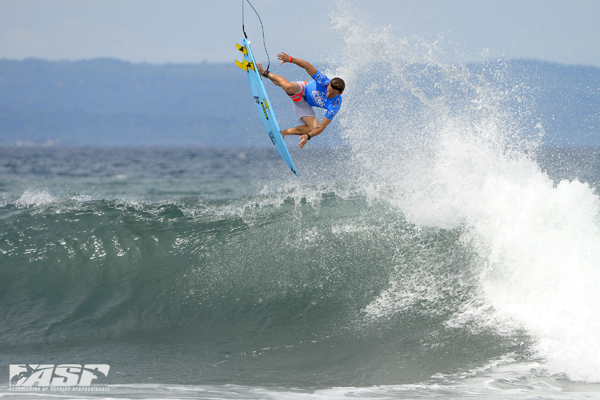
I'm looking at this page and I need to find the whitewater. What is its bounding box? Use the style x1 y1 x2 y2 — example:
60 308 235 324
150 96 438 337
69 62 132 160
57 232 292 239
2 5 600 400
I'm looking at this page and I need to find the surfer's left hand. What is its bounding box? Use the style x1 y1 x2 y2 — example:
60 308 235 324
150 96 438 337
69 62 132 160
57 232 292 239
278 52 292 65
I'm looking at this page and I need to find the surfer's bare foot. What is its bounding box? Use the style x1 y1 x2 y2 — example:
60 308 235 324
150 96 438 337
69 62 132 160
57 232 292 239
257 63 269 78
281 129 287 138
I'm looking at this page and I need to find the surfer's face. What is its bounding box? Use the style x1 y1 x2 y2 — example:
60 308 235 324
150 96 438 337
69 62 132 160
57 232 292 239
326 84 342 99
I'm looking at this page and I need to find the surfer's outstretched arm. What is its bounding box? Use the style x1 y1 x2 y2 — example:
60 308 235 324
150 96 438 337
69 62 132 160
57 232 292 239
277 52 317 78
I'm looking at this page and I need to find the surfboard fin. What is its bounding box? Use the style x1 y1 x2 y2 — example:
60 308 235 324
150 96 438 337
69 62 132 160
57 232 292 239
235 59 255 71
236 43 248 55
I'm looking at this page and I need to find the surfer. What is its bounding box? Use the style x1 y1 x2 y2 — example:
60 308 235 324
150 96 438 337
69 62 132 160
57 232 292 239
257 52 344 149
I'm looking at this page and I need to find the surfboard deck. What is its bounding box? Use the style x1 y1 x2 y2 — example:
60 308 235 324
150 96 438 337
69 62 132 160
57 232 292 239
236 38 298 176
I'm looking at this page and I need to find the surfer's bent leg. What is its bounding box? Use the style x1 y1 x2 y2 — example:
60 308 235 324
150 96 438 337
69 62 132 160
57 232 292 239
257 63 300 95
280 91 317 138
281 116 318 138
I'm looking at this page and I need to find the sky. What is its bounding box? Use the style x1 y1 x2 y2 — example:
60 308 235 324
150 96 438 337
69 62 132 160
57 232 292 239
1 0 599 67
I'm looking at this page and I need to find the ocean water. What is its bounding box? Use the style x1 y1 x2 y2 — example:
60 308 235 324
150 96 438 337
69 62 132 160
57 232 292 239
1 145 600 400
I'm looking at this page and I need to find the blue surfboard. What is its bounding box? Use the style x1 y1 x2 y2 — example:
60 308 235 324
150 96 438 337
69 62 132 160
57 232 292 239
236 38 298 176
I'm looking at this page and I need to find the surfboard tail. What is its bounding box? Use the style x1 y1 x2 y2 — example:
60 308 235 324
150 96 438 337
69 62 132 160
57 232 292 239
235 59 254 71
236 43 248 55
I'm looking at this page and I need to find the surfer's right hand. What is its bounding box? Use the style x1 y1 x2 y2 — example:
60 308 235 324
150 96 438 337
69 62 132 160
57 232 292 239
298 134 309 149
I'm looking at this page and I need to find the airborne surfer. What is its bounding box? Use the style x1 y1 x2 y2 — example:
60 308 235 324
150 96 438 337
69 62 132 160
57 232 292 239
257 53 344 149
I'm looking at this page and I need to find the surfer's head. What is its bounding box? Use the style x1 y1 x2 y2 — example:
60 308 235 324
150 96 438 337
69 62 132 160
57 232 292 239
327 78 345 98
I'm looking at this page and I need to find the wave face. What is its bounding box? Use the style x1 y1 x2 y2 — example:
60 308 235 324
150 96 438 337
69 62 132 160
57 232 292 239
0 163 513 387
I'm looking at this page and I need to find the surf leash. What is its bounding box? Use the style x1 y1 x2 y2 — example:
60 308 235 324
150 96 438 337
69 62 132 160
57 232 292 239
242 0 271 76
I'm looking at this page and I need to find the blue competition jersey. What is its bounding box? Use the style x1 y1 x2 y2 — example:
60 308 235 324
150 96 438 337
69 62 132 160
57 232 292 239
304 70 342 120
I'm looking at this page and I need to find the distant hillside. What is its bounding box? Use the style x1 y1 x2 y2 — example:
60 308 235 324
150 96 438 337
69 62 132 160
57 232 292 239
0 59 264 146
0 58 598 146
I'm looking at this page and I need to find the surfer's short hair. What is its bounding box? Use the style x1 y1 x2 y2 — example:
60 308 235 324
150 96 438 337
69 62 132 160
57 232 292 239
330 78 345 93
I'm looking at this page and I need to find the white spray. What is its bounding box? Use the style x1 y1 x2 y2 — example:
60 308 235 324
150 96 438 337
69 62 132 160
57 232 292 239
332 1 600 382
